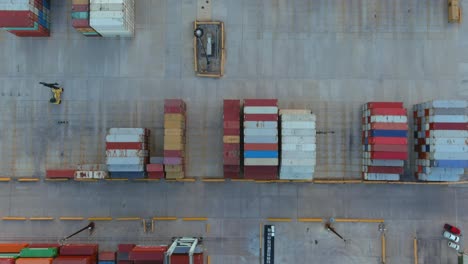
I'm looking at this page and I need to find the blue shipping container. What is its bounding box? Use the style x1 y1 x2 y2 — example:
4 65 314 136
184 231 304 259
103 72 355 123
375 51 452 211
244 150 278 158
369 130 407 138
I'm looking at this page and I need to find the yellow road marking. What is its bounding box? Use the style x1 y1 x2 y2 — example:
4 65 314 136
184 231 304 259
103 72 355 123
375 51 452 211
298 218 323 222
88 217 112 221
116 217 141 221
30 217 54 221
335 218 384 223
17 178 39 182
202 178 225 182
59 217 84 221
183 217 208 221
152 217 177 221
267 218 292 222
2 216 26 221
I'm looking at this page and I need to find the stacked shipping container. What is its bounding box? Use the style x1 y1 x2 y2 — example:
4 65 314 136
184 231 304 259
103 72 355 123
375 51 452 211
413 100 468 181
98 252 115 264
75 164 108 180
361 102 408 181
89 0 134 37
243 99 279 180
0 0 50 37
223 100 241 178
164 99 186 179
116 244 134 264
279 109 316 180
146 157 165 179
54 244 98 264
72 0 100 37
128 246 166 264
106 128 149 179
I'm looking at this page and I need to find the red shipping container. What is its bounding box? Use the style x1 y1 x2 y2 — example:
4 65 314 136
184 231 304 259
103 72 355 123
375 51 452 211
367 144 407 152
133 261 162 264
170 254 203 264
0 259 14 264
244 166 278 180
224 165 241 172
164 107 185 113
223 128 240 135
244 99 278 106
429 123 468 130
223 99 241 107
146 164 163 172
223 121 240 129
60 244 98 256
366 166 404 174
0 11 34 27
106 142 147 150
129 252 164 261
244 143 278 151
147 172 165 179
367 102 403 109
0 243 28 253
224 171 241 179
99 252 116 261
46 169 75 179
223 158 240 165
365 137 407 145
244 114 278 121
52 257 92 264
367 152 408 160
164 99 185 107
72 5 89 12
224 150 240 158
118 245 135 253
224 143 240 151
368 108 406 116
369 123 408 130
72 19 91 28
117 261 132 264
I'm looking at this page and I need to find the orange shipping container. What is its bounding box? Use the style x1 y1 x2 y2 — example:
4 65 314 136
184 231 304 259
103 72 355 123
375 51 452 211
0 243 28 253
16 258 53 264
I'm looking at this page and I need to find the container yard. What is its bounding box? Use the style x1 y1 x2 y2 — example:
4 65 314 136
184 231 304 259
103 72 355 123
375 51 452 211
0 0 467 263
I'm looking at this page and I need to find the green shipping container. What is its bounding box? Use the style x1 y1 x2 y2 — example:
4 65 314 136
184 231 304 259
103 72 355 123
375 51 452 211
71 12 89 19
19 248 57 258
0 254 19 259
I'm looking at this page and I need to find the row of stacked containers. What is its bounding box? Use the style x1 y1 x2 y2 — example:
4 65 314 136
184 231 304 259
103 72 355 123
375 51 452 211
0 0 51 37
413 100 468 181
0 243 202 264
361 102 408 181
45 99 465 182
71 0 100 37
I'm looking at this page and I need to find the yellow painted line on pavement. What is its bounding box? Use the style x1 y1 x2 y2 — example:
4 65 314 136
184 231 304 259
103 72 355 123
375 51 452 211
382 233 386 264
231 179 254 182
30 217 54 221
45 178 69 182
2 216 27 221
267 218 292 222
88 217 112 221
0 177 11 182
290 180 313 183
313 179 363 184
207 256 211 264
116 217 141 221
298 218 323 222
60 217 84 221
206 223 210 234
255 180 273 183
414 238 418 264
176 178 197 182
152 217 177 221
183 217 208 221
17 178 39 182
272 180 292 183
75 179 98 182
105 179 129 181
335 218 384 223
202 178 225 182
133 179 160 182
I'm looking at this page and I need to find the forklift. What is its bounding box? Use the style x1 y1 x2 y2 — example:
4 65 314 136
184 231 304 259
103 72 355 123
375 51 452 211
39 82 63 104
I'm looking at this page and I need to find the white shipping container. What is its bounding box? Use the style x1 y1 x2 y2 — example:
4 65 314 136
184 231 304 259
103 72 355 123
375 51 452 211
107 164 145 172
362 159 405 167
281 121 316 129
422 145 468 153
77 164 107 171
106 149 149 157
244 128 278 136
280 114 316 122
281 129 316 136
109 128 146 135
281 143 316 151
244 136 278 143
428 152 468 160
243 121 277 129
423 130 468 138
244 158 278 166
279 166 315 173
0 0 29 10
428 115 467 123
75 171 108 179
281 159 316 166
244 106 278 114
279 172 313 180
426 100 467 108
369 116 407 123
363 173 400 181
279 109 312 115
106 156 145 165
419 167 465 175
281 136 316 144
106 134 145 142
417 173 461 182
281 151 316 159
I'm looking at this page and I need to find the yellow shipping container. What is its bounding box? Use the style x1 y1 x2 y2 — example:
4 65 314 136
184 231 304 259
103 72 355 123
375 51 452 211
166 171 185 179
164 129 185 136
164 113 185 122
165 165 184 172
223 136 240 143
164 120 185 129
164 143 185 150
